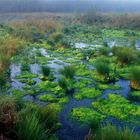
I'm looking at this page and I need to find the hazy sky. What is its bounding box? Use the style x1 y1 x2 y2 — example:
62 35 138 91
0 0 140 12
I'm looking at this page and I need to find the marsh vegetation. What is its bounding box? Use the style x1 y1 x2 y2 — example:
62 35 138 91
0 10 140 140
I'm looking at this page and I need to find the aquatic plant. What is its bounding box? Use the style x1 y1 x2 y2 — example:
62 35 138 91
55 38 71 48
92 94 140 124
39 94 57 102
58 77 74 95
58 77 68 91
129 91 140 102
20 79 36 86
17 102 59 139
74 87 102 100
95 124 140 140
95 57 111 81
17 111 48 140
0 73 7 87
41 66 51 77
58 97 69 104
112 46 137 66
60 65 76 80
40 104 60 132
71 107 105 124
98 83 121 90
98 47 111 56
128 66 140 90
21 63 30 71
16 72 37 79
48 32 64 45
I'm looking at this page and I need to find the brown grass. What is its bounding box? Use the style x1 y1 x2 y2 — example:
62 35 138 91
9 18 63 33
0 36 23 73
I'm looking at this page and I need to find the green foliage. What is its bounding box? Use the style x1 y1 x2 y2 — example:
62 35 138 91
92 94 140 124
16 72 37 79
49 32 64 42
12 89 26 97
41 66 51 77
17 111 48 140
74 78 92 89
98 83 121 90
20 79 36 85
40 104 60 131
76 64 91 77
58 97 69 104
0 73 7 87
60 65 76 80
58 77 68 91
39 94 57 102
129 91 140 102
95 124 140 140
129 66 140 84
37 80 65 96
89 118 100 132
48 32 64 46
17 103 59 140
71 107 105 124
95 57 110 79
74 87 102 100
98 47 111 56
58 77 74 95
112 46 137 66
21 63 30 71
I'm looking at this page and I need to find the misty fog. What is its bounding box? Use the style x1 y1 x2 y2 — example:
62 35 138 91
0 0 140 13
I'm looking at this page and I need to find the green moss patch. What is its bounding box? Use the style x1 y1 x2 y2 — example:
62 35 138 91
91 71 105 82
74 87 102 100
71 107 105 124
98 83 121 90
11 89 26 97
74 78 93 89
76 64 92 77
20 79 37 85
37 81 57 91
39 94 57 102
16 72 38 79
92 94 140 124
58 97 69 104
129 91 140 102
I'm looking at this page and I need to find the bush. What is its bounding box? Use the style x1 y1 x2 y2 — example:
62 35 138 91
59 65 76 80
56 38 71 48
40 105 59 132
112 46 137 66
95 58 110 80
48 32 64 44
98 47 111 56
0 55 10 73
41 66 51 77
58 77 74 95
58 77 68 91
17 111 47 140
17 103 59 139
0 95 20 139
21 63 30 71
95 124 140 140
89 119 100 132
0 74 7 86
129 66 140 90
